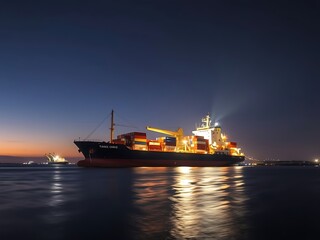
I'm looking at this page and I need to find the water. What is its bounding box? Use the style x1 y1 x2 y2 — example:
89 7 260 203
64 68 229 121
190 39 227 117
1 165 320 240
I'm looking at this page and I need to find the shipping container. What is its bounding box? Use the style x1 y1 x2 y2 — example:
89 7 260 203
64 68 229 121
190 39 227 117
164 137 176 146
196 139 209 152
112 139 125 144
196 145 206 150
164 146 176 152
133 141 147 145
165 136 176 141
119 132 146 138
130 132 147 138
133 138 147 142
148 146 162 151
147 140 162 151
132 144 147 150
117 132 147 148
194 136 205 139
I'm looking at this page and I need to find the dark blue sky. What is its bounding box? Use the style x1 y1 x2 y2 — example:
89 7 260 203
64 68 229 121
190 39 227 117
0 0 319 160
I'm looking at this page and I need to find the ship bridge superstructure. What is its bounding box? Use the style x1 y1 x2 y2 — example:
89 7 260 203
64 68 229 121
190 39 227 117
192 114 242 156
192 114 221 146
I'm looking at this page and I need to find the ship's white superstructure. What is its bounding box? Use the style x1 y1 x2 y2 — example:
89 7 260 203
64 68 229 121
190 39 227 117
192 114 242 156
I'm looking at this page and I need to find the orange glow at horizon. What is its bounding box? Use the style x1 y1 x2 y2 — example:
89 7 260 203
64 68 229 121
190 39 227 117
0 141 82 157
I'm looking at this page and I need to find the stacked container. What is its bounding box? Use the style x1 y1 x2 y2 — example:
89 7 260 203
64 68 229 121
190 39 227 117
147 140 162 151
185 135 208 153
131 132 147 150
227 142 238 155
195 136 208 153
112 139 125 145
117 132 147 150
164 136 176 152
229 142 237 148
156 137 176 152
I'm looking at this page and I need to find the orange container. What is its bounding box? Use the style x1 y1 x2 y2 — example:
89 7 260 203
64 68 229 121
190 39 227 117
229 142 237 148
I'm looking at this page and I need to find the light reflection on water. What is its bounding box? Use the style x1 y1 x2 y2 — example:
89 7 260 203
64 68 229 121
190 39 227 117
46 168 68 226
50 183 63 204
171 167 247 239
132 166 248 240
0 166 81 239
132 167 173 239
0 165 250 239
2 165 320 239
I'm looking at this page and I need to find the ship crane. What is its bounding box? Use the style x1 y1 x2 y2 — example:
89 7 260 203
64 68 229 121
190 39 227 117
146 126 185 151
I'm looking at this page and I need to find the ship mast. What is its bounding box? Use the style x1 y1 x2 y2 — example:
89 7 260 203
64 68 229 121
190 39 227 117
110 109 115 143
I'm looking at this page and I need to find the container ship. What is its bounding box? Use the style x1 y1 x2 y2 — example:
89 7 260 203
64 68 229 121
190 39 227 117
74 111 245 167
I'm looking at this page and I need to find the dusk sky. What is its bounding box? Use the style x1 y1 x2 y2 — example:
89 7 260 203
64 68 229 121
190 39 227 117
0 1 319 160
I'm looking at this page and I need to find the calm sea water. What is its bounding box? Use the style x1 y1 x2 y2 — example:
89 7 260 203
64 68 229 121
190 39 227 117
1 165 320 240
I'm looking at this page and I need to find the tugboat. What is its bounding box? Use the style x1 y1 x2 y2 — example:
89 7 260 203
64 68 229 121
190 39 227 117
74 110 245 167
45 153 68 165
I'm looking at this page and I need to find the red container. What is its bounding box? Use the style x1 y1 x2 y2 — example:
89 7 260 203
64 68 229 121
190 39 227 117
196 145 206 150
147 140 162 151
165 142 176 147
112 139 125 144
196 139 209 151
130 132 146 138
148 145 162 151
195 136 205 139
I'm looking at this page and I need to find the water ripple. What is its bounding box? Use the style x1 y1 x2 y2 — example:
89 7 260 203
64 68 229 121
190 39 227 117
130 166 248 240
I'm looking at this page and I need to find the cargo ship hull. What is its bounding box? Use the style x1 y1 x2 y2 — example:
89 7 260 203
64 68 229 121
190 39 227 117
75 141 244 167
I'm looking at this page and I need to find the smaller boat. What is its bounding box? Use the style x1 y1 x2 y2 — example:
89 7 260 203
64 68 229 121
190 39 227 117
45 153 68 165
22 161 37 165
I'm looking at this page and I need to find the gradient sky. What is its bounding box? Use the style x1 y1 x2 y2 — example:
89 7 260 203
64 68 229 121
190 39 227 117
0 1 319 160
